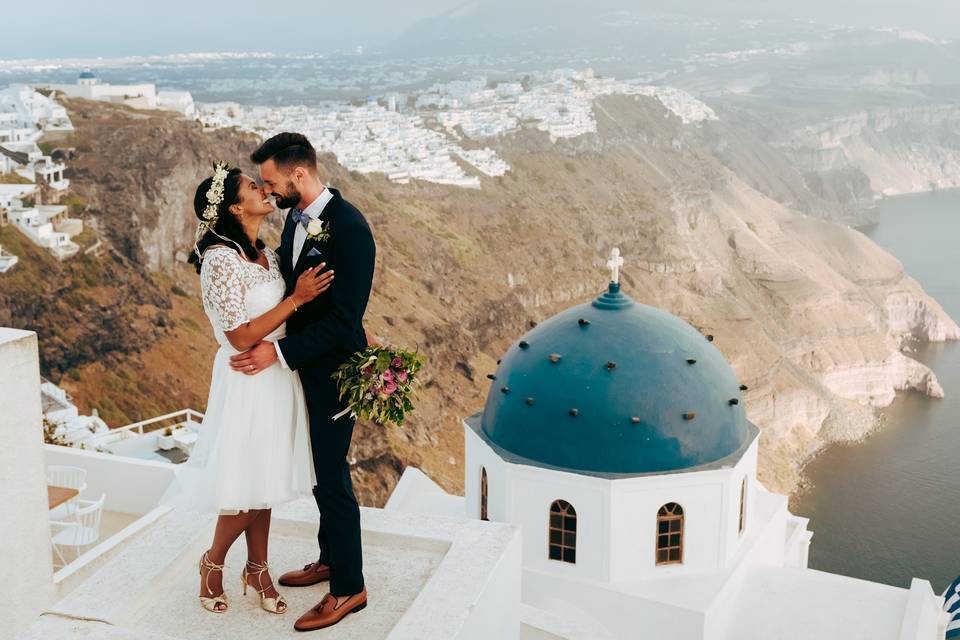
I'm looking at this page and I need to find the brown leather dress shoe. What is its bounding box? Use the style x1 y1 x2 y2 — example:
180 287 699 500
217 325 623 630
278 561 331 587
294 589 367 632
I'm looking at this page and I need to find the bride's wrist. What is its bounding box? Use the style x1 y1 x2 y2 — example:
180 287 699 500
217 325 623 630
288 296 300 312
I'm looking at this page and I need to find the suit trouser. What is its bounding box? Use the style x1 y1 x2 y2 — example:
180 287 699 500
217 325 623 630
304 377 365 596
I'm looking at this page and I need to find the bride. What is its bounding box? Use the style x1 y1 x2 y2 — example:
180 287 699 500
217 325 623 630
174 164 333 615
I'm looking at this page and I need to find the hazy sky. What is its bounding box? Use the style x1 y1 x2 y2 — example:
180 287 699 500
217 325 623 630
0 0 455 58
2 0 958 59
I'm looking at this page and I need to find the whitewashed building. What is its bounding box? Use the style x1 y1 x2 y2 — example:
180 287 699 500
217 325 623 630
0 143 69 192
0 85 73 143
0 244 18 273
0 186 81 260
0 183 39 211
40 379 111 448
386 257 949 640
44 70 196 118
157 90 197 119
45 69 158 110
0 182 80 260
0 110 36 145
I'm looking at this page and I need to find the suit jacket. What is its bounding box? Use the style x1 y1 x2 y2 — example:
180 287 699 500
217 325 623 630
276 188 376 398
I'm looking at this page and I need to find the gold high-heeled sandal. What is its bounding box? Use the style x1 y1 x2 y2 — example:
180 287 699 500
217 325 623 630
242 559 287 614
199 551 228 613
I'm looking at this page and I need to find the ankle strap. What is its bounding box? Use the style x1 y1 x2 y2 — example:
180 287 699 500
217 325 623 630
201 551 225 571
244 559 274 596
200 552 225 597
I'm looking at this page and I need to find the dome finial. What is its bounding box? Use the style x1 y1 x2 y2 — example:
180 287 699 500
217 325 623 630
607 247 624 285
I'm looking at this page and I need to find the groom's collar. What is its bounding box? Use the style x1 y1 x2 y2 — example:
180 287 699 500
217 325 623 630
300 187 334 220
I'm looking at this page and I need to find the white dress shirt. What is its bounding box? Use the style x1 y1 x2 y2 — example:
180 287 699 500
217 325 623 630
275 188 333 369
291 187 333 270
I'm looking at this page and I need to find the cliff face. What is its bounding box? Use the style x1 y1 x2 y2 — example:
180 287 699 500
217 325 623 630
727 102 960 217
63 99 268 272
5 95 957 506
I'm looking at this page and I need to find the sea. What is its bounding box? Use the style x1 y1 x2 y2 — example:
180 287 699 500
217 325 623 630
792 188 960 593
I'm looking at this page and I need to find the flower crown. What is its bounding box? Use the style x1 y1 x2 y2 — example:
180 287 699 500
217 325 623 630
200 162 231 230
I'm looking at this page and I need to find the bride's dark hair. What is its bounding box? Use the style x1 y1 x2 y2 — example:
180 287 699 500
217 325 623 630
188 167 265 274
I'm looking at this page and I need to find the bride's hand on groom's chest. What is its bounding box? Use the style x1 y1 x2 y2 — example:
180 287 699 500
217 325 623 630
299 250 330 274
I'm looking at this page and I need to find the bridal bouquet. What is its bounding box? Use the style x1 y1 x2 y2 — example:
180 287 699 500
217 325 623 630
332 345 426 426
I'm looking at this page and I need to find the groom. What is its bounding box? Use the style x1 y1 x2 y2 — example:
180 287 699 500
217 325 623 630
230 132 375 631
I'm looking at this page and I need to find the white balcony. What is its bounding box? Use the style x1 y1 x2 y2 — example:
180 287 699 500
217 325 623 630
86 409 204 463
48 240 79 261
46 178 70 191
43 445 177 596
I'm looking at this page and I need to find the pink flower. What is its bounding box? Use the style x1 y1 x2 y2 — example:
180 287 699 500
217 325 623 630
382 369 394 382
392 357 403 368
370 386 381 395
361 366 373 376
396 370 408 382
383 380 398 395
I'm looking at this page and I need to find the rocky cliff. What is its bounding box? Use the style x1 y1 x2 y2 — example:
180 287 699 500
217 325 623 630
780 104 960 197
710 97 960 222
3 95 957 506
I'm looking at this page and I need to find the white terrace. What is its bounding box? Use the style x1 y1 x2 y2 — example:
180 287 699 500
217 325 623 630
3 329 521 640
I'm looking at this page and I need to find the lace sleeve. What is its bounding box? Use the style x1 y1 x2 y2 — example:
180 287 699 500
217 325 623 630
200 248 249 332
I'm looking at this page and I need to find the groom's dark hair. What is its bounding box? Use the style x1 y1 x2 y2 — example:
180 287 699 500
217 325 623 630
250 132 317 174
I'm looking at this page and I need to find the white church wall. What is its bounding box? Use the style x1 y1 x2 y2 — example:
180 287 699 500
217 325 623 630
509 463 611 582
718 438 760 567
464 425 510 521
784 514 813 568
609 469 726 581
697 487 802 638
702 488 793 638
744 488 790 567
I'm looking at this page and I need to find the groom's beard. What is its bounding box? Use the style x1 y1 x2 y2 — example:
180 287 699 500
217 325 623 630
273 185 302 210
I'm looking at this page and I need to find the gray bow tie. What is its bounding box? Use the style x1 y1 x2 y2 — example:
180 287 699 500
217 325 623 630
289 208 311 228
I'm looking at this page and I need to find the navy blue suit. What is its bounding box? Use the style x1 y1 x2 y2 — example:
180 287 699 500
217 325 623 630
276 188 374 596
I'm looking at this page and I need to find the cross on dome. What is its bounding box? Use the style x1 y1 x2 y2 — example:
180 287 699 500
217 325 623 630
607 248 624 284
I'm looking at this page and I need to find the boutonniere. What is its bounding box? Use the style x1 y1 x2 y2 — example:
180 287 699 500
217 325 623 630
306 218 330 243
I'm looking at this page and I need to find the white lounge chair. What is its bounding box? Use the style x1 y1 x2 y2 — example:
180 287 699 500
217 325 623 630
51 493 105 569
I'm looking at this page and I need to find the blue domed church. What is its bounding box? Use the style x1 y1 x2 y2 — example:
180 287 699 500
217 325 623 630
387 250 948 639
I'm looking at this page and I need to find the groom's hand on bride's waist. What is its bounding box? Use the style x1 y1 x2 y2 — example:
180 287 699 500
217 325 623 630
229 341 278 375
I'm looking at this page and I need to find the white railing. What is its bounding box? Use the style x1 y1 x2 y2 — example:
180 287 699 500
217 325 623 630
88 408 204 445
118 408 204 435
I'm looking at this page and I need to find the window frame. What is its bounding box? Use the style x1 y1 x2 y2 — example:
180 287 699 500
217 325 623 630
480 467 489 521
656 502 684 566
548 499 577 564
738 477 747 535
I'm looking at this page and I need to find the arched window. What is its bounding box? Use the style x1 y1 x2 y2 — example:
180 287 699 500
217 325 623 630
548 500 577 564
480 467 489 521
656 502 684 565
739 478 747 535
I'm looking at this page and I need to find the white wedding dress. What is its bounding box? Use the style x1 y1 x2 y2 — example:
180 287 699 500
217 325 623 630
164 245 315 514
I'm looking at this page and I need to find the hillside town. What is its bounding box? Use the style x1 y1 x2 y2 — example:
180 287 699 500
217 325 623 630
0 70 199 270
0 83 78 265
197 68 718 189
